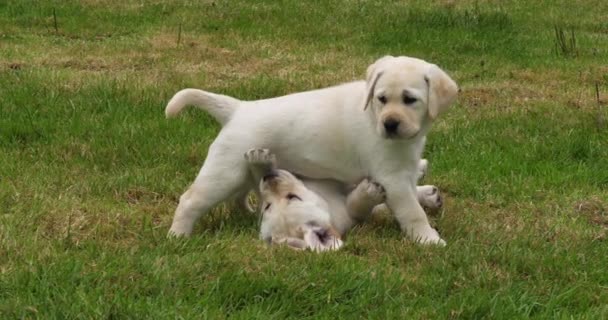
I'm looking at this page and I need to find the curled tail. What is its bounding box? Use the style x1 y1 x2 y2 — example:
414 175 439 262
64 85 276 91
165 88 241 126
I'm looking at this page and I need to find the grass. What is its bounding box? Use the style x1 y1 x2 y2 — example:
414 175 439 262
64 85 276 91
1 0 608 318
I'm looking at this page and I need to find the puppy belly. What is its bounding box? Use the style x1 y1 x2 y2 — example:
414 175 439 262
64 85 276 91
277 157 363 184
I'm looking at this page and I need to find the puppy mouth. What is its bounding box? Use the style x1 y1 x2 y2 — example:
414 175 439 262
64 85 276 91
383 131 401 139
382 129 419 140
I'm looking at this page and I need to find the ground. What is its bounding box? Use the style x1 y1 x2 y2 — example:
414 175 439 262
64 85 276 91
1 0 607 318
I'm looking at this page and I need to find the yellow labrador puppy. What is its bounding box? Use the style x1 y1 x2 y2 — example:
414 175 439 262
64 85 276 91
166 55 457 245
244 148 387 251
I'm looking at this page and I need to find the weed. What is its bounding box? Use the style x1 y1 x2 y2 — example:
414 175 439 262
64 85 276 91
554 25 578 57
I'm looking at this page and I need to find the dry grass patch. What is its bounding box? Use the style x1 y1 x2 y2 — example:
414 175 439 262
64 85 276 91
74 0 187 10
457 67 608 121
148 32 290 82
1 30 367 91
148 31 366 89
444 197 602 247
25 195 172 249
574 198 607 228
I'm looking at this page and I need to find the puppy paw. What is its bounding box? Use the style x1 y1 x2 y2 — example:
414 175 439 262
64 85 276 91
417 159 429 181
167 228 190 238
244 148 276 166
409 225 446 246
417 185 442 209
357 178 387 205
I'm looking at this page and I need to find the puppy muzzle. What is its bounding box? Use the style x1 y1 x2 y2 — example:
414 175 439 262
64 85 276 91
381 126 420 140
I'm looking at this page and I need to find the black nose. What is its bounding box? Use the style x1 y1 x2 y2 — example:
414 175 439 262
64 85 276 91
262 172 278 182
383 119 400 133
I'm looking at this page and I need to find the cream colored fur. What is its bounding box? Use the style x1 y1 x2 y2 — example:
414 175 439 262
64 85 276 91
166 55 458 245
245 148 387 251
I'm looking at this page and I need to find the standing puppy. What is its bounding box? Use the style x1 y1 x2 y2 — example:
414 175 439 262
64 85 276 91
166 55 458 245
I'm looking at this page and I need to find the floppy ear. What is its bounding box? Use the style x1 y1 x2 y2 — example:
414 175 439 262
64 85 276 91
363 56 394 110
363 71 383 111
425 65 459 120
302 224 343 252
366 55 394 82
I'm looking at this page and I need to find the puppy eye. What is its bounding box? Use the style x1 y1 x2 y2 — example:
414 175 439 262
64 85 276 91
377 95 387 104
286 193 302 201
264 203 271 211
403 95 417 105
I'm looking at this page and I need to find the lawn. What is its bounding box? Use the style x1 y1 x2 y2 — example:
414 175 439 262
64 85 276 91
1 0 607 318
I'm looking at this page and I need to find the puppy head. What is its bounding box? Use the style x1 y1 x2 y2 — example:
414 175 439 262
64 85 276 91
258 170 342 252
364 56 459 139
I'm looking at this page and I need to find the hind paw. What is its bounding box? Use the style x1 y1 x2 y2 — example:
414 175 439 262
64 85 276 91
356 178 387 205
417 185 443 210
244 148 276 166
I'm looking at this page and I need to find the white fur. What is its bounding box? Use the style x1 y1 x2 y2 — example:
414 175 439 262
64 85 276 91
245 148 441 252
245 148 384 252
166 56 458 245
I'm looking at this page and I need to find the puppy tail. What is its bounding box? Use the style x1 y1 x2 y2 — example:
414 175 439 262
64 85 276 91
165 88 240 125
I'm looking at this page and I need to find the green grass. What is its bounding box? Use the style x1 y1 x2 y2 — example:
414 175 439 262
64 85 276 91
1 0 608 318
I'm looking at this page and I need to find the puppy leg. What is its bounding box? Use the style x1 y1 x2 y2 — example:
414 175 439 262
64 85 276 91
371 184 443 214
346 178 386 221
243 148 277 212
384 180 445 245
415 159 443 209
233 190 255 213
244 148 277 182
169 144 249 237
417 159 429 181
417 185 443 210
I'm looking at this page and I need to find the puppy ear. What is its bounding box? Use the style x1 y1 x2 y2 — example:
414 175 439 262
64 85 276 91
363 71 383 111
303 225 343 252
425 65 459 120
363 56 394 110
366 55 394 82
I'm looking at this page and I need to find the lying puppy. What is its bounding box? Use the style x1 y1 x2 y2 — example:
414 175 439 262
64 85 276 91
245 148 441 251
244 148 385 251
166 55 458 245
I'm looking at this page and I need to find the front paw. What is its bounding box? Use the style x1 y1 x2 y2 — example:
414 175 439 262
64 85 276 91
167 227 191 238
356 178 387 205
409 225 446 246
244 148 276 166
417 185 443 210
